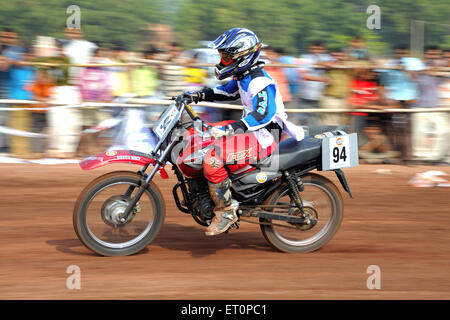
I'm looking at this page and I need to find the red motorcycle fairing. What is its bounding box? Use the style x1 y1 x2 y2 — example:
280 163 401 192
176 126 215 178
176 121 258 179
79 150 169 179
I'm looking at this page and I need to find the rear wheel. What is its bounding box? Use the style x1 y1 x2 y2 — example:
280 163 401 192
73 171 165 256
260 173 343 253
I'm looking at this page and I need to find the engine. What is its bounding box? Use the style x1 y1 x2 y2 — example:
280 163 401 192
187 177 215 222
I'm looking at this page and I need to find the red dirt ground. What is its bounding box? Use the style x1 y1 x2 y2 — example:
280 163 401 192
1 163 450 299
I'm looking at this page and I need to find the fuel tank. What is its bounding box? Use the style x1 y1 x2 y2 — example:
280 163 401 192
175 126 214 178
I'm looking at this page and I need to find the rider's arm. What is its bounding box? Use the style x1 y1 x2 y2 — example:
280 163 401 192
228 84 277 133
201 78 240 102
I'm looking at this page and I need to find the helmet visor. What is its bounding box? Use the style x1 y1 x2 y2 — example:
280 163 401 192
219 51 235 66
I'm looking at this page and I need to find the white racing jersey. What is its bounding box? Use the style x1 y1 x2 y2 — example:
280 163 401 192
203 64 304 148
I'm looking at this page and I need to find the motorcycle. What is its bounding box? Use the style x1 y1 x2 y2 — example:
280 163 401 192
73 95 359 256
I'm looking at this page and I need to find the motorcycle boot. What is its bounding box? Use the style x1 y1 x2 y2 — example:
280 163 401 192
205 177 238 236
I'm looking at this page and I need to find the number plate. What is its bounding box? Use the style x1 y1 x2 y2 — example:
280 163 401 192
153 104 178 139
321 133 359 170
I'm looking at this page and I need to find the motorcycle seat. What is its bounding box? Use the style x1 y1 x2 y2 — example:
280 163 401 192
256 136 322 170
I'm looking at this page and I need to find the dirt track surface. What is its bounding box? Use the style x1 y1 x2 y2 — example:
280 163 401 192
1 163 450 300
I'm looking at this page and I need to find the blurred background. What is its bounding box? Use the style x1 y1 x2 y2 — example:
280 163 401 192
0 0 449 164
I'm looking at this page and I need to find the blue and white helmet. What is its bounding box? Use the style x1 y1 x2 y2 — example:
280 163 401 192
208 28 262 80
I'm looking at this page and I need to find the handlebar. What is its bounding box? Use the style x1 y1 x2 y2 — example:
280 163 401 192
172 94 212 134
172 94 198 120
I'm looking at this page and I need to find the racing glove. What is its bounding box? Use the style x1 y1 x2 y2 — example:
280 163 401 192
182 90 206 104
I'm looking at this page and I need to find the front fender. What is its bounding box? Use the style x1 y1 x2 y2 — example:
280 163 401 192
79 150 169 179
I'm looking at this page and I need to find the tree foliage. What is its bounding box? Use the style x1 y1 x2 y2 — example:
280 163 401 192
0 0 448 54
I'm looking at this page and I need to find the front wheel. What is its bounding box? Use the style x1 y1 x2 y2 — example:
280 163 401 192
260 173 343 253
73 171 165 256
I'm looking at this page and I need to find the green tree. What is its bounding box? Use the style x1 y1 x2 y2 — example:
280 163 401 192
0 0 448 55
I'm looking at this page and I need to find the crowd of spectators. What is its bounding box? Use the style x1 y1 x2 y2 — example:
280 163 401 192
265 39 450 164
0 27 449 163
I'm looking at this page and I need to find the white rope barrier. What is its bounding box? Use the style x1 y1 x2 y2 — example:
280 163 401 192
8 59 450 73
0 97 448 138
0 98 449 113
0 117 122 138
0 126 50 138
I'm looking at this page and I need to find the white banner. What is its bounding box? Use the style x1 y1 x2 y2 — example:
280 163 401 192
0 155 79 164
0 117 123 137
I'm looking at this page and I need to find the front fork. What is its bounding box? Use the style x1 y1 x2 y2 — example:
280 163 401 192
119 162 162 222
123 163 150 197
120 131 181 221
120 158 167 222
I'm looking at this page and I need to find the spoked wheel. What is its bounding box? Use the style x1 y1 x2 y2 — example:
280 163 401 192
260 173 343 253
73 171 165 256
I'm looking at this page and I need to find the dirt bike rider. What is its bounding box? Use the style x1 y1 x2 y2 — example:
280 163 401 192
182 28 304 236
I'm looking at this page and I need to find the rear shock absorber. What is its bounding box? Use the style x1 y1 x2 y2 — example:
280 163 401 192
284 171 304 214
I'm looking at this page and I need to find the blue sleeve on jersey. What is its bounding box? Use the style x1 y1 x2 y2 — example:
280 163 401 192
203 78 240 102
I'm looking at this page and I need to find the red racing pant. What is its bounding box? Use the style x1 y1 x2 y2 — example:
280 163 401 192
203 121 278 184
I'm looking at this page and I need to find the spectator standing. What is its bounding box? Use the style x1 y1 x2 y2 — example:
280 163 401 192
79 47 112 102
320 48 352 126
62 27 97 84
130 46 161 135
78 47 112 125
46 32 84 158
297 41 332 127
412 46 449 161
346 36 370 61
439 49 450 106
183 52 207 91
182 52 212 121
264 47 291 104
52 27 97 158
131 46 159 98
444 49 450 67
27 68 54 155
2 30 34 156
347 67 378 135
159 42 187 100
440 49 450 163
379 44 424 163
274 48 302 110
75 47 113 156
62 26 98 153
0 44 6 154
0 29 16 153
33 39 70 157
109 43 131 98
1 28 26 154
6 44 36 156
348 67 398 160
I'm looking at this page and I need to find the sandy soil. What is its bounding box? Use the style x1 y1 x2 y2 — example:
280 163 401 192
1 163 450 299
